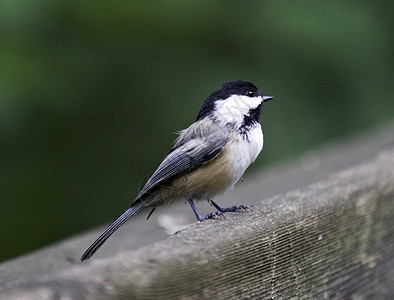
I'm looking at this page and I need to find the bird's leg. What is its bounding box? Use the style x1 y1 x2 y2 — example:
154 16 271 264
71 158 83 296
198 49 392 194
209 198 250 213
146 208 156 220
188 199 205 222
188 199 223 222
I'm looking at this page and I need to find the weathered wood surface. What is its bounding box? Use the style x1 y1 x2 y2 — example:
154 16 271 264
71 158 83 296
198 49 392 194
1 123 394 299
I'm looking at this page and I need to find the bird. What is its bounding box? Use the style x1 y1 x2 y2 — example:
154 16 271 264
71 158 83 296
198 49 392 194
81 80 273 261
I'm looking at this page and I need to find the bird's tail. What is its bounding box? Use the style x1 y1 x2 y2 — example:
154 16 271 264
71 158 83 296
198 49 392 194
80 199 146 261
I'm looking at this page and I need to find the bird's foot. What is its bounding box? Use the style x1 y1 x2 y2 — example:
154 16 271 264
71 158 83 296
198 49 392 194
209 199 251 213
216 204 250 213
188 198 251 223
201 210 225 221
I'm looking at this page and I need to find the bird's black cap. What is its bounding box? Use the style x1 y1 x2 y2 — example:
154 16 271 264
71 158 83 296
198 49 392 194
196 80 262 121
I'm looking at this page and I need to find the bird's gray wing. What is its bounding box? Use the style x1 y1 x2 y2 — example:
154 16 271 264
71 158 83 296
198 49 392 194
135 127 230 201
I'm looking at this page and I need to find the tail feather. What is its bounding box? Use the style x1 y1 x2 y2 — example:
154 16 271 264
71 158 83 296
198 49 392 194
80 200 146 261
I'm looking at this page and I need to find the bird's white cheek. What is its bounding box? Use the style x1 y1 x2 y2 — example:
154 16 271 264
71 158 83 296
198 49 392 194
214 95 262 125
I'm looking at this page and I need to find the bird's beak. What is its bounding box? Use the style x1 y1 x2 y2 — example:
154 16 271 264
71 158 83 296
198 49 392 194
262 95 274 103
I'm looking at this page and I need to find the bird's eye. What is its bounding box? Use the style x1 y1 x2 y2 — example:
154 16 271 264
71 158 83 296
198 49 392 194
247 90 255 97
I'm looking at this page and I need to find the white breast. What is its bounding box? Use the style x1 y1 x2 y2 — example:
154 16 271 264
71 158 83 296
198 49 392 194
225 124 264 189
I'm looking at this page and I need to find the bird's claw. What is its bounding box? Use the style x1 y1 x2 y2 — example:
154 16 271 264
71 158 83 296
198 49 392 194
202 210 225 221
218 204 251 213
201 205 251 221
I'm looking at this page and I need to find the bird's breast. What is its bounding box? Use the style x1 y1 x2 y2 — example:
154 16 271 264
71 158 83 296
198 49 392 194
180 125 263 199
224 125 264 185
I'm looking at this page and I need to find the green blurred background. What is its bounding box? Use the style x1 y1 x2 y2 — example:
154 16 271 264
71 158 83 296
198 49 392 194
1 1 393 262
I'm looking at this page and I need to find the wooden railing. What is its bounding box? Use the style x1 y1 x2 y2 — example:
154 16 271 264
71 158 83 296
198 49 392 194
1 123 393 299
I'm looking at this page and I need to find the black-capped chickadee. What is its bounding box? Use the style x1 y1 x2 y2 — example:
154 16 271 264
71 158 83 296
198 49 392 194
81 80 273 261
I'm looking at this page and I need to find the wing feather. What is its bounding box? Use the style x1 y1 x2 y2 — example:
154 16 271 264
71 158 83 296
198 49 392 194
135 124 229 200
